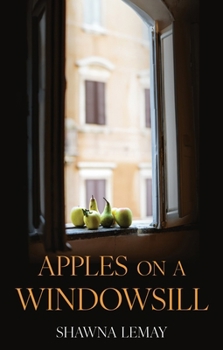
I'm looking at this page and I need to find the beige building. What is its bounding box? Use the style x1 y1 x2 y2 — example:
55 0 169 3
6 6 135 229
64 0 152 222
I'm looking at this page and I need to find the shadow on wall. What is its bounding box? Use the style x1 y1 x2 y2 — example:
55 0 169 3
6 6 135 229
29 228 199 264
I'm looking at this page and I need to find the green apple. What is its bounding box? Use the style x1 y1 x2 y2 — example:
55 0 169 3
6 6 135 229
82 209 101 230
114 207 132 228
70 206 85 227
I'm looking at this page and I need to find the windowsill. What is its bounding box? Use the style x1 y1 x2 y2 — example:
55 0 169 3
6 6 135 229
29 221 199 243
65 220 154 240
65 220 198 240
81 24 107 35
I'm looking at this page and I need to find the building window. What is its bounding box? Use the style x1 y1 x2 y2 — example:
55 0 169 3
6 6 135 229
83 0 105 34
85 179 106 212
76 56 114 127
77 162 116 215
85 80 106 125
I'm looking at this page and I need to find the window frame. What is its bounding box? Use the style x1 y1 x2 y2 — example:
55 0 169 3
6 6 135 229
26 0 199 254
120 0 198 229
138 163 153 221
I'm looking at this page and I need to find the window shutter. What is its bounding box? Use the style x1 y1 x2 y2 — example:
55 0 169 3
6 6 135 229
86 179 95 208
96 179 106 211
145 88 151 128
85 179 106 212
85 80 106 125
159 23 197 227
85 80 96 124
96 81 106 125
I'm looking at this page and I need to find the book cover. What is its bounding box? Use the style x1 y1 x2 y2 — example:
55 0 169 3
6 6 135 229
7 0 212 345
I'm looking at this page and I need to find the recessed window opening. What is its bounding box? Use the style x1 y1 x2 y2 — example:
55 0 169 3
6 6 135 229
64 0 154 227
27 0 197 245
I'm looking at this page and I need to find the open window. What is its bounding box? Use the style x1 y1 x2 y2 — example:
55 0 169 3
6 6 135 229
123 0 197 229
27 0 198 253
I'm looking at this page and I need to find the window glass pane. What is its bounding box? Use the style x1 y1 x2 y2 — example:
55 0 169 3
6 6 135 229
161 28 178 213
84 0 101 26
145 88 151 128
146 178 152 216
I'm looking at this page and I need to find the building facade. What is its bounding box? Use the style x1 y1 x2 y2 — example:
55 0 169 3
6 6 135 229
64 0 152 222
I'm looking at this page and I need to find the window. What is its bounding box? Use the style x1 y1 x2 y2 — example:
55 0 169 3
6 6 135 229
85 80 106 125
111 0 197 229
77 162 116 216
66 0 197 230
26 0 199 254
82 0 105 34
85 179 106 212
75 56 114 127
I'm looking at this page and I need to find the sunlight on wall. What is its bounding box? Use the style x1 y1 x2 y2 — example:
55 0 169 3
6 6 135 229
64 0 152 223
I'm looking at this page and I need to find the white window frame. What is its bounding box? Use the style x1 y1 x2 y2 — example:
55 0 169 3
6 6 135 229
142 19 150 45
139 162 153 222
123 0 197 229
160 25 179 226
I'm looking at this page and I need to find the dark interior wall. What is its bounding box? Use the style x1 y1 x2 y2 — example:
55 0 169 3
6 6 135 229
7 0 29 271
164 0 199 22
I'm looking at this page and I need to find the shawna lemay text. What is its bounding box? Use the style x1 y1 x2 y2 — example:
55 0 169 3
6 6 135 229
15 255 209 312
55 325 168 339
